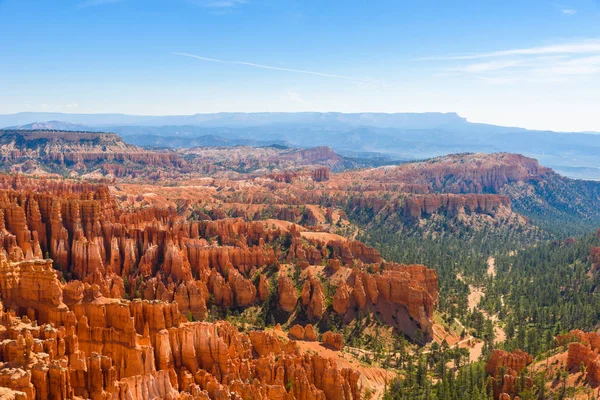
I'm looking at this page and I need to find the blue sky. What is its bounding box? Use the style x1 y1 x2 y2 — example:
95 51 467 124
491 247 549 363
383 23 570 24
1 0 599 131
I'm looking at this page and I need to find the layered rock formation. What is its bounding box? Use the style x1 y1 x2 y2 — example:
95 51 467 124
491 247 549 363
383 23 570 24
404 194 511 219
0 124 573 400
0 173 442 399
322 332 343 351
363 153 550 194
559 330 600 382
181 145 346 176
0 130 184 178
0 251 361 399
277 274 297 313
280 147 342 166
0 165 448 399
0 174 439 336
485 349 533 399
0 130 544 238
312 167 331 182
301 276 326 319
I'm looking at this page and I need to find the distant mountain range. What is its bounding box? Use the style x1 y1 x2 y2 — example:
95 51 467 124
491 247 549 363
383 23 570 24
9 120 100 132
1 111 471 128
3 112 600 179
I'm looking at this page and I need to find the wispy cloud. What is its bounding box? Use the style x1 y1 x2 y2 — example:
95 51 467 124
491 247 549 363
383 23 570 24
173 52 367 82
78 0 123 8
561 8 577 15
420 40 600 61
422 39 600 84
451 59 528 73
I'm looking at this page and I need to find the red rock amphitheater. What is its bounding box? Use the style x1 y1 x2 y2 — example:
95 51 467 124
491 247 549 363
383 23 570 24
0 131 552 399
0 174 439 399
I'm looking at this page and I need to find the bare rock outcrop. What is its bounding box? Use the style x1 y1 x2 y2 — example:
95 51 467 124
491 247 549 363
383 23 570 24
485 349 533 399
332 282 350 314
322 331 343 351
560 330 600 383
278 274 298 313
289 324 305 340
301 276 326 319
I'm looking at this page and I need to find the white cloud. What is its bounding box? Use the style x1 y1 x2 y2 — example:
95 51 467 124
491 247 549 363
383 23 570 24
537 55 600 76
452 59 527 73
561 8 577 15
421 39 600 61
424 39 600 84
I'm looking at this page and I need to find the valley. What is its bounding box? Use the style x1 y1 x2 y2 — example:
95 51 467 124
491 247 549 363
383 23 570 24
0 129 599 399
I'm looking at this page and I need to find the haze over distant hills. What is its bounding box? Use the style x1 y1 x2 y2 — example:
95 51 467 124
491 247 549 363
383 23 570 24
3 111 600 179
0 111 472 128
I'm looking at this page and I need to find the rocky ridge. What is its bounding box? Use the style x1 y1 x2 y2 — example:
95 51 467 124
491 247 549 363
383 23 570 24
0 130 184 178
